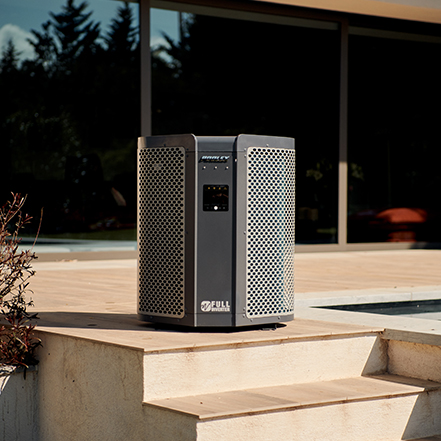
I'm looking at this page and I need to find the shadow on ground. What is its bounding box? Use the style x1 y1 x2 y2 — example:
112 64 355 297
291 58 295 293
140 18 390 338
36 311 286 334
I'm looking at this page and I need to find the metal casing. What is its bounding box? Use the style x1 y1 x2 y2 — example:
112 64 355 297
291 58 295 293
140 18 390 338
137 134 295 327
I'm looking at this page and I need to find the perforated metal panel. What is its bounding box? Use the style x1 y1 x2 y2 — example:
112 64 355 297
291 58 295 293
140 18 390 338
138 147 185 318
246 147 295 318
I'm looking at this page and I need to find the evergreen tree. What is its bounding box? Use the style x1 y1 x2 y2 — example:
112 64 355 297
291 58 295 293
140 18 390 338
0 39 22 186
49 0 101 72
0 38 27 133
28 21 57 74
105 2 137 64
100 2 139 139
1 0 140 236
0 39 21 74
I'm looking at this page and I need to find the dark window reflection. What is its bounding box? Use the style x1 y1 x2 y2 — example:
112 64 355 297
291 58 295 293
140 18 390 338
0 1 139 241
348 34 441 243
152 13 340 244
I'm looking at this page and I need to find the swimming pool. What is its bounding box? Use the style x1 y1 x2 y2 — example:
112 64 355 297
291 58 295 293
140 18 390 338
320 298 441 321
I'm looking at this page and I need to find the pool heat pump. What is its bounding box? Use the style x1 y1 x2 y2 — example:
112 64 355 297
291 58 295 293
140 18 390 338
137 134 295 327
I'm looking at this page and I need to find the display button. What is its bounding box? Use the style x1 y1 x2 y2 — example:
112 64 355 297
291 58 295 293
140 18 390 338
203 185 229 211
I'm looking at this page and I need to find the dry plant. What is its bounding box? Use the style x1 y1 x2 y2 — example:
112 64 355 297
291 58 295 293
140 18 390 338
0 193 41 368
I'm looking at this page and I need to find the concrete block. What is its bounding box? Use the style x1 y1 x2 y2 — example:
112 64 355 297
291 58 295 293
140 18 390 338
143 333 386 400
0 366 39 441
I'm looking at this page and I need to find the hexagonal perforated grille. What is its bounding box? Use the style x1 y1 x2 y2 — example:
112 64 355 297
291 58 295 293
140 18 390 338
246 147 295 318
138 147 185 318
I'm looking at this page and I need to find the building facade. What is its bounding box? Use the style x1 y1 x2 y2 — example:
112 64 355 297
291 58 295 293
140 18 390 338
1 0 441 253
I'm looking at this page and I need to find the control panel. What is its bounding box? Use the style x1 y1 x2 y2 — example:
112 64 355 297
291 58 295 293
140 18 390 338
203 185 229 211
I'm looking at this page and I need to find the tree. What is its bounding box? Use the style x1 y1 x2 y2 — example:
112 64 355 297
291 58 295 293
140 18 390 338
99 2 139 140
1 0 139 236
49 0 101 72
105 2 138 65
28 21 57 74
0 39 21 75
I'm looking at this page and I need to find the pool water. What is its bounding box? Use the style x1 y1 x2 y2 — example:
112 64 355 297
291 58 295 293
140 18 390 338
320 299 441 321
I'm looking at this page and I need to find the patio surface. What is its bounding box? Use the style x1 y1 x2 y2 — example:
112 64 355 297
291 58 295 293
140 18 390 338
26 249 441 351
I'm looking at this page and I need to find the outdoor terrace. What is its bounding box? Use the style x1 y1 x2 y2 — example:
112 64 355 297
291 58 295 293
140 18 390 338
32 249 441 340
2 249 441 440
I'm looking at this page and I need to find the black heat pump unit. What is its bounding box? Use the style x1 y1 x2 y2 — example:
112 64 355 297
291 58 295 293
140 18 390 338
137 134 295 327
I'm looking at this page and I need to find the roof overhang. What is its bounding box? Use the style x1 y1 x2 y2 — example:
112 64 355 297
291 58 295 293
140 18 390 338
253 0 441 24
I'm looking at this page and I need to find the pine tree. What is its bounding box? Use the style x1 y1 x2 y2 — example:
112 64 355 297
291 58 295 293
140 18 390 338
49 0 101 72
1 0 140 230
28 21 57 74
105 2 137 64
0 39 21 75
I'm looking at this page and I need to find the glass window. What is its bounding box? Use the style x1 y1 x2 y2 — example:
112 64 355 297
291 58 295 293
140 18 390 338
0 0 139 248
151 7 340 244
348 30 441 243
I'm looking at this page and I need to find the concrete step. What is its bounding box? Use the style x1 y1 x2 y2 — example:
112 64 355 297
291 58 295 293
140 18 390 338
384 329 441 385
144 374 441 441
143 322 386 401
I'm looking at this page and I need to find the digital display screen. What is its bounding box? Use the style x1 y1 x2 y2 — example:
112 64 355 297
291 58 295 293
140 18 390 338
203 185 229 211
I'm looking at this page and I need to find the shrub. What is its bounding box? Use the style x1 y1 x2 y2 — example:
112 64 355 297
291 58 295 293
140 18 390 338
0 193 41 368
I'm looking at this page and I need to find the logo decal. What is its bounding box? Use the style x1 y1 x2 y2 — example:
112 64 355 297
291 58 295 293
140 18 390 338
200 156 230 163
201 300 231 312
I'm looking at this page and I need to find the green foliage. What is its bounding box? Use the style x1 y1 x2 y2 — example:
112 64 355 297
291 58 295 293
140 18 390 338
0 194 41 368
